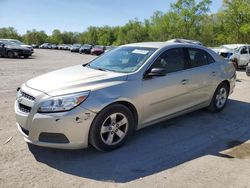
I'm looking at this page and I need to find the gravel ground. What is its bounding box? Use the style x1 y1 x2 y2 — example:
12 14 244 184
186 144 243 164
0 49 250 188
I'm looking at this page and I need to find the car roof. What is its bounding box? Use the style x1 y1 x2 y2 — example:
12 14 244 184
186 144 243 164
122 41 203 49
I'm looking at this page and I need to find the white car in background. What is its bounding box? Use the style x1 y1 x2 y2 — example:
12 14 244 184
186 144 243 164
230 45 250 68
217 44 244 59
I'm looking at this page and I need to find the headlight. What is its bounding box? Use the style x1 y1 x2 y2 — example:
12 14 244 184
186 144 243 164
38 91 89 113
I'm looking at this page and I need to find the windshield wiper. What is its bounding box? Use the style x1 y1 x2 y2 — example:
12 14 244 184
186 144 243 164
84 64 106 71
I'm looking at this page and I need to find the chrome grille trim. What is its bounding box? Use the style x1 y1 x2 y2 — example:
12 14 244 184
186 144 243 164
21 91 35 101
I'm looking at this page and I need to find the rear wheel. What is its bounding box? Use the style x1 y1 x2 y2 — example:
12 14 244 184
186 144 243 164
89 104 134 151
208 83 229 112
7 51 15 58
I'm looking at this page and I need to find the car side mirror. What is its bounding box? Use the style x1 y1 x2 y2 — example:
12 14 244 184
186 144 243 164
145 67 167 78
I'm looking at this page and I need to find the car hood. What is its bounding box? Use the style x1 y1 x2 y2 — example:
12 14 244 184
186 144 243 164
26 65 127 96
6 45 30 50
21 44 33 48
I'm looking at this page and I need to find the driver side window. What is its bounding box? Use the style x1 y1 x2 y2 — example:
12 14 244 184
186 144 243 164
241 46 248 54
151 48 185 73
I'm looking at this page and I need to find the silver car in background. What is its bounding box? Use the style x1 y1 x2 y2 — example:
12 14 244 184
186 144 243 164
15 41 236 151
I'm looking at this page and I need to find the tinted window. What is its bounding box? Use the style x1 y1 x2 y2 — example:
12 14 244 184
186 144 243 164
187 48 214 68
247 46 250 53
151 48 185 73
241 46 248 54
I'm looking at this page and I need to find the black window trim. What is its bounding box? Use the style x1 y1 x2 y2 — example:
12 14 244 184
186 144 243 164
143 47 188 78
184 47 215 69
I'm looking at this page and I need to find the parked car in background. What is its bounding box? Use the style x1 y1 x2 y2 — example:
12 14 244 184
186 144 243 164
15 41 236 151
0 41 32 58
105 46 117 53
246 62 250 76
57 44 66 50
79 44 92 54
51 44 58 49
31 44 39 48
70 44 82 52
91 45 105 55
64 44 72 50
39 43 51 49
230 45 250 68
217 44 244 59
0 39 34 54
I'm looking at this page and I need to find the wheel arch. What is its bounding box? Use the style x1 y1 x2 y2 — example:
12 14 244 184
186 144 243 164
220 80 230 94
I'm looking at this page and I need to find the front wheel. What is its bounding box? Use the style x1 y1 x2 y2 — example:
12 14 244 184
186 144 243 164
208 83 229 112
7 51 15 58
89 104 134 151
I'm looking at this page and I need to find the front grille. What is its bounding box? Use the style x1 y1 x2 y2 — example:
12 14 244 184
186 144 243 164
21 91 35 101
18 103 32 113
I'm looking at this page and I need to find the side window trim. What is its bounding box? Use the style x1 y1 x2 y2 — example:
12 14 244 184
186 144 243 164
184 47 215 69
144 47 187 76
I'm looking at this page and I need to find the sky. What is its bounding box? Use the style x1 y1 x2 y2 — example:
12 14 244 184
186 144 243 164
0 0 223 35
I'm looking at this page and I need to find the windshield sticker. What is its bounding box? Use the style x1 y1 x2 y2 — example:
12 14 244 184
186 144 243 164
132 49 149 55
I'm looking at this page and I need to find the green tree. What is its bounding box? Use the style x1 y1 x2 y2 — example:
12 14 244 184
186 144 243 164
23 29 48 45
171 0 212 39
116 19 148 45
0 27 21 40
222 0 250 43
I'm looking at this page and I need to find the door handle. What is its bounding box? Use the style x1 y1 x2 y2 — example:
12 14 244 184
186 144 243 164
181 79 189 85
212 71 217 76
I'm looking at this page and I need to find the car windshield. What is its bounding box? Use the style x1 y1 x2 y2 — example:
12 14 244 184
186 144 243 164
235 47 241 53
94 45 103 48
1 41 18 46
73 44 81 47
88 46 157 73
83 45 91 48
11 40 23 45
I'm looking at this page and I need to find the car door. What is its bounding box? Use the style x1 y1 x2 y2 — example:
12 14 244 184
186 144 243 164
183 47 219 107
141 47 193 125
239 46 249 66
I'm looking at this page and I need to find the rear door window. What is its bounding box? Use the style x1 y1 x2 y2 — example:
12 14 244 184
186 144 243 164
186 48 215 68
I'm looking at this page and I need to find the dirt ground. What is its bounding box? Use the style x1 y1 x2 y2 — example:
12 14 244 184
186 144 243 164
0 49 250 188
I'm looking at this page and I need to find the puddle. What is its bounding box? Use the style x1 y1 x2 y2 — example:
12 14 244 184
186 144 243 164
223 141 250 159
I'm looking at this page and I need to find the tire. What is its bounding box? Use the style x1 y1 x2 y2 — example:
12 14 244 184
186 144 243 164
89 104 135 151
7 51 15 58
208 82 229 112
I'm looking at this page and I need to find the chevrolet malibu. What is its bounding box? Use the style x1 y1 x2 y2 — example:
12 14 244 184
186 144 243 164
15 42 236 151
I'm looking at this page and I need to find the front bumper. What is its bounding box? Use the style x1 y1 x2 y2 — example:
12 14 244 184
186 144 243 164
17 50 32 56
15 86 96 149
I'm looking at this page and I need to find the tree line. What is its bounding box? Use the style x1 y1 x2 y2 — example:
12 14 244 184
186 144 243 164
0 0 250 47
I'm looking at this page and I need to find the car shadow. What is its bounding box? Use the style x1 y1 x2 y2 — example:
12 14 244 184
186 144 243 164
28 99 250 183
